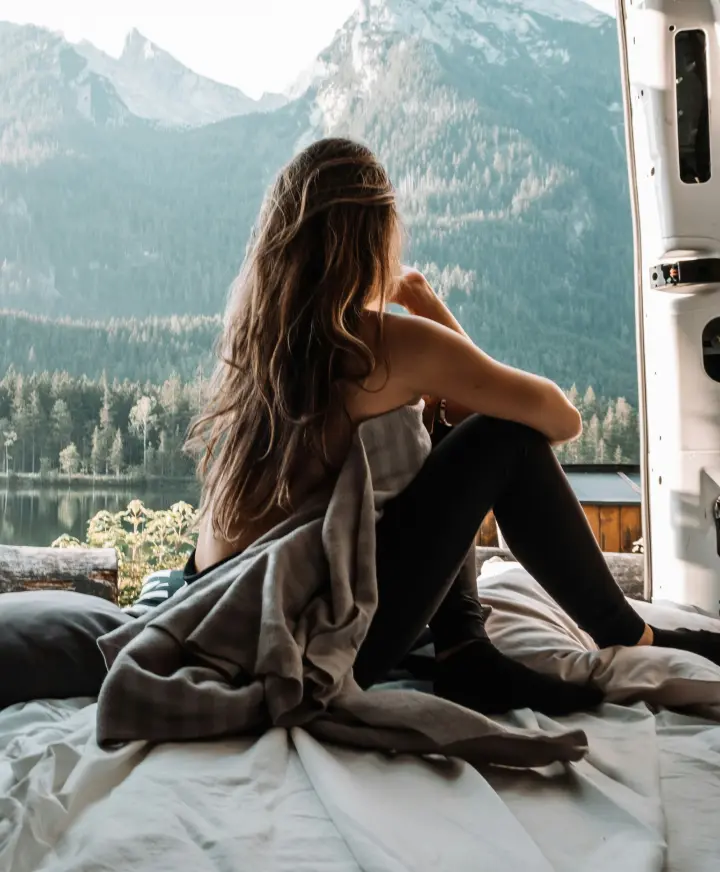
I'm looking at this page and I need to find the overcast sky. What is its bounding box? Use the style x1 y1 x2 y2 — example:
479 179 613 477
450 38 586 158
0 0 359 97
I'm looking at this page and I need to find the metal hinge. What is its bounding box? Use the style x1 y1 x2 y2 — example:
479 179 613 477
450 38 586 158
650 258 720 289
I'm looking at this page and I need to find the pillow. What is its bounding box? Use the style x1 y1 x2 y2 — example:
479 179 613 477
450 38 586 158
476 560 720 717
0 591 132 709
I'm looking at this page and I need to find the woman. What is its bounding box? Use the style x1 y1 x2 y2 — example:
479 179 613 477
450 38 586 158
185 137 720 717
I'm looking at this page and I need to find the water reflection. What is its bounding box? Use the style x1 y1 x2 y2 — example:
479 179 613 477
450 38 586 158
57 494 80 532
0 483 199 547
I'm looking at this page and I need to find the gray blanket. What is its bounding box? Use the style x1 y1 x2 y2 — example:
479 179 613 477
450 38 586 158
97 403 587 768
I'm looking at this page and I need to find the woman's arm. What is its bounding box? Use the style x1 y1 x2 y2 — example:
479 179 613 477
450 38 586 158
391 270 481 425
383 313 583 445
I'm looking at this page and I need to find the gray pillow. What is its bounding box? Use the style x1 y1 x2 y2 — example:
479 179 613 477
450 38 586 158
0 591 132 708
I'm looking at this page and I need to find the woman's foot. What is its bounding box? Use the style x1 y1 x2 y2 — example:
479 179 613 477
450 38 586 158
649 625 720 666
434 638 604 716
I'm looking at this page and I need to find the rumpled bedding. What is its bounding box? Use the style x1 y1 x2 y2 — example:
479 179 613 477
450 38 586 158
2 561 720 872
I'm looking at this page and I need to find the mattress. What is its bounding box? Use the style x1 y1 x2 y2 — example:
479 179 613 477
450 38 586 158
1 562 719 872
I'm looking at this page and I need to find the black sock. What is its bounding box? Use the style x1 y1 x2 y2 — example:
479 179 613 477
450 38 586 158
650 625 720 666
434 638 604 716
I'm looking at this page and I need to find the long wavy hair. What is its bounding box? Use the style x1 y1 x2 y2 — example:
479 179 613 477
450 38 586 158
186 138 400 542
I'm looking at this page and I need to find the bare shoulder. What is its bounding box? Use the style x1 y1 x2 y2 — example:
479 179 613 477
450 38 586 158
378 310 462 371
357 311 443 381
355 309 428 360
343 312 420 421
382 309 461 345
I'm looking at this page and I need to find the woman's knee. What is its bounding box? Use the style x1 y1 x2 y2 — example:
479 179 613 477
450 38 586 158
457 414 548 450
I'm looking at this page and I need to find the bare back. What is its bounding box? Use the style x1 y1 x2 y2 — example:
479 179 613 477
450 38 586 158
194 312 418 572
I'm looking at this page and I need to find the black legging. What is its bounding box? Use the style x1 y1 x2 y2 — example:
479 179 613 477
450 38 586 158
353 415 647 689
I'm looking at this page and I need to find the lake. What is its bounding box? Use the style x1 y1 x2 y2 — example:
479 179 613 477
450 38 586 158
0 483 200 548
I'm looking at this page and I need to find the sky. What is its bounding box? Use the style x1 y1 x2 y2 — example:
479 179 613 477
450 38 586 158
0 0 359 98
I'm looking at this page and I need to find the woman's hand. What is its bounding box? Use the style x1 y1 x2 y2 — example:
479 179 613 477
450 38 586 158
390 267 434 313
391 267 472 343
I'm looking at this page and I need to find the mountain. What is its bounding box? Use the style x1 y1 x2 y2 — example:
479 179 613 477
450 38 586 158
75 28 287 127
288 0 636 395
0 310 218 384
0 2 637 401
0 20 303 317
0 23 129 147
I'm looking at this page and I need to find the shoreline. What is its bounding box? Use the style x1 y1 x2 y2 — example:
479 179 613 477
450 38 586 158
0 472 198 490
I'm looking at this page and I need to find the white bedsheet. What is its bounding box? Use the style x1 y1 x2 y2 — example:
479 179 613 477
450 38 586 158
2 565 720 872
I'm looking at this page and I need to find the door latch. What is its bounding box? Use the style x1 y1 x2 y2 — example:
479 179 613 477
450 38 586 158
714 496 720 556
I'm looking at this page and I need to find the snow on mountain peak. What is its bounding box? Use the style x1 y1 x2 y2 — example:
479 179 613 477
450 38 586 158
293 0 612 148
355 0 607 51
302 0 609 96
120 28 166 65
74 27 288 127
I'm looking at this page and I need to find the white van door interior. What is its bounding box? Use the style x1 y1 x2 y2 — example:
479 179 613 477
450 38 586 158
616 0 720 612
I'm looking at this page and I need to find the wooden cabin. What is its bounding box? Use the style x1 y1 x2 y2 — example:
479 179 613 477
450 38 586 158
477 464 643 554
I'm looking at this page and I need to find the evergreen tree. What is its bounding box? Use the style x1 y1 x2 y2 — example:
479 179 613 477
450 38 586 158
97 379 114 473
157 430 168 477
160 375 183 434
11 376 29 471
582 386 597 416
129 395 157 470
110 428 124 477
583 414 601 463
1 424 17 474
50 398 73 459
602 404 616 448
145 444 157 475
26 389 44 473
615 397 632 426
90 425 108 475
565 437 580 464
166 426 189 477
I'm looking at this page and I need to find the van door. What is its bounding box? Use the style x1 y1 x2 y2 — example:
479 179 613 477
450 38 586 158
616 0 720 612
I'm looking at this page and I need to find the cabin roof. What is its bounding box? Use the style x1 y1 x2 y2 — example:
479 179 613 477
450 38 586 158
562 465 641 505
